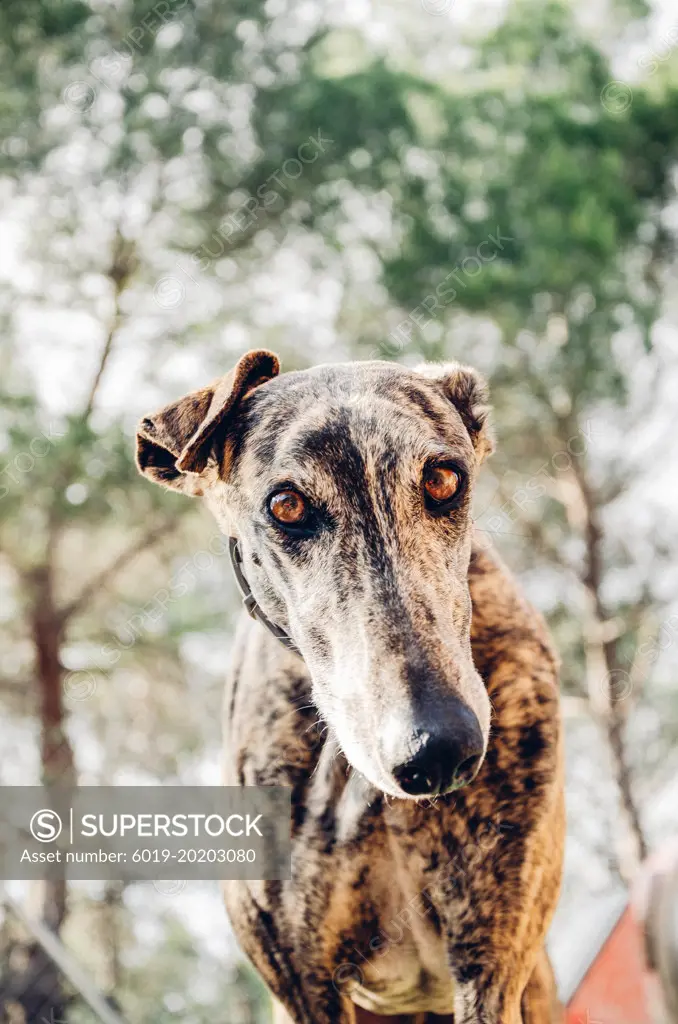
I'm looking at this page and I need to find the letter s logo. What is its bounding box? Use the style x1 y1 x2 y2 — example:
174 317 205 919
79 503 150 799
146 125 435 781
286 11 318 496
30 809 63 843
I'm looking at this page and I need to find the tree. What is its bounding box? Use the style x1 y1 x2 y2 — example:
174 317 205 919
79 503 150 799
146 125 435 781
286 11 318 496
369 0 678 877
0 0 444 1016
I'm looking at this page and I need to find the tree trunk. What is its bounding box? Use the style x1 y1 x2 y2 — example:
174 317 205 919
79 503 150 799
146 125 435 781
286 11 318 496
570 442 648 877
18 560 76 1021
31 561 75 928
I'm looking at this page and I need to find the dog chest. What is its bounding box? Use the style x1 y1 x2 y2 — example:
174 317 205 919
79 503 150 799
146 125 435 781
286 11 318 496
349 907 455 1016
341 854 456 1017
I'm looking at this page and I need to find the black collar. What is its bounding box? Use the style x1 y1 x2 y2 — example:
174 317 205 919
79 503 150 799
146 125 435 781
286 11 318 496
228 538 302 657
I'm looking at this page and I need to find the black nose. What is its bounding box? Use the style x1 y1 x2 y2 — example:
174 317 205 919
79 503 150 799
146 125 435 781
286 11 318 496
393 704 484 797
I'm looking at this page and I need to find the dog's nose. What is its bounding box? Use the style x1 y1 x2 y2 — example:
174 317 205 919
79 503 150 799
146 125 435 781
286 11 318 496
392 703 484 797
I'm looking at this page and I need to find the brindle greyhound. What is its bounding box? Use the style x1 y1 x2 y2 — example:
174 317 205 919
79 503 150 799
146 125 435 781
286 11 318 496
136 350 565 1024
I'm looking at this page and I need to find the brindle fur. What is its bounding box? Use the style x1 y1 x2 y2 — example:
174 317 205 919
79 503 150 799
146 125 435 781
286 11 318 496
136 351 565 1024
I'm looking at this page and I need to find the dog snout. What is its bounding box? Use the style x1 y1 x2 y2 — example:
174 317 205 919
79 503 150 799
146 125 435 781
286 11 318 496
388 697 484 797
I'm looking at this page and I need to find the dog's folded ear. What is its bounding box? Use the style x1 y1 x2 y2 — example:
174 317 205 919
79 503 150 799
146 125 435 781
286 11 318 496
417 362 495 462
136 349 280 494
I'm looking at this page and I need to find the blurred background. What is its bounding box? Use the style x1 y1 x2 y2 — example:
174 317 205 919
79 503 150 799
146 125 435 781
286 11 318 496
1 0 678 1020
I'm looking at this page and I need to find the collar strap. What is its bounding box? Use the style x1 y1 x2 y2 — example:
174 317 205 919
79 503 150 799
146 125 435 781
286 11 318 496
228 537 302 657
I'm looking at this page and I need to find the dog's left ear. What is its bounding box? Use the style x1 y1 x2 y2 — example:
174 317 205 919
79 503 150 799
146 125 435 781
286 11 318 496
136 349 280 495
417 362 495 462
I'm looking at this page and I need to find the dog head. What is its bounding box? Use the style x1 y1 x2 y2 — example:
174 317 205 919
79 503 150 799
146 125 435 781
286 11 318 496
137 350 494 799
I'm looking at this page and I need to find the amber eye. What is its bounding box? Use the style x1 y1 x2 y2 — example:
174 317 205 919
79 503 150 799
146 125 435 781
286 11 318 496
423 465 463 505
269 490 308 526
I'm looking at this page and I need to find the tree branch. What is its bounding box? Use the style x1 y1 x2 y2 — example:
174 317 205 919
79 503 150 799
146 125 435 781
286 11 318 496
557 415 649 876
82 230 137 426
82 323 117 425
0 676 33 698
57 518 178 626
488 476 576 574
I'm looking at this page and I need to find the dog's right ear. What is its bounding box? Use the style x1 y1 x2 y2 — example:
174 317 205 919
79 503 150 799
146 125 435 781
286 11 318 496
136 350 280 495
415 360 495 463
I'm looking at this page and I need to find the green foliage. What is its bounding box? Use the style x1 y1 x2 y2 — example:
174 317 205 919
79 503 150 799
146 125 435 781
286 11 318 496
379 1 678 409
118 913 270 1023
